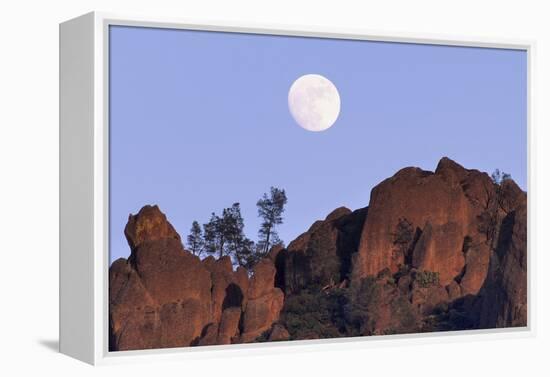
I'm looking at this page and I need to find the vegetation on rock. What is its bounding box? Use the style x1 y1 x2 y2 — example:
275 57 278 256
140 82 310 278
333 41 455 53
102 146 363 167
110 158 527 351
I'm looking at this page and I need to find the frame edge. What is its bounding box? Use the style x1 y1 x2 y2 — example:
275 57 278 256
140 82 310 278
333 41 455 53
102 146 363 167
59 11 97 365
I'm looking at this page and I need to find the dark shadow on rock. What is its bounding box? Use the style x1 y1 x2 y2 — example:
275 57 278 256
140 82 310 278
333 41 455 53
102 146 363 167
273 249 287 291
335 207 368 282
495 211 515 261
222 283 244 310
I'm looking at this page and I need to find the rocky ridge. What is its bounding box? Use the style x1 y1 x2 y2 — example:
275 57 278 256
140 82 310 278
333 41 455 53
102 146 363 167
110 206 284 350
109 158 527 350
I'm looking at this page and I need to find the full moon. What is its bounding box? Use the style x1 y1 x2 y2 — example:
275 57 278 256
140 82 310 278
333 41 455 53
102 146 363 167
288 74 341 132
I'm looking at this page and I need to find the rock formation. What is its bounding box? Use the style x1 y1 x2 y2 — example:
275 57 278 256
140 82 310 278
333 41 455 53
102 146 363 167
109 205 284 351
271 157 526 337
240 258 285 343
274 206 367 295
476 182 527 328
110 158 527 350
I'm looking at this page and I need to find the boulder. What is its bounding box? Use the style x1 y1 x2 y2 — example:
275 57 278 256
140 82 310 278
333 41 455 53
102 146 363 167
499 179 527 214
267 244 285 262
241 258 285 342
459 242 491 295
234 266 250 309
129 238 211 307
109 259 159 351
109 158 528 349
248 259 277 300
198 323 219 346
478 203 527 328
411 221 465 286
268 324 290 341
280 207 367 294
325 206 352 222
209 256 246 323
354 159 475 279
434 157 469 186
110 206 213 350
158 298 205 348
124 205 181 250
217 307 242 344
110 204 288 350
458 169 494 214
240 288 285 343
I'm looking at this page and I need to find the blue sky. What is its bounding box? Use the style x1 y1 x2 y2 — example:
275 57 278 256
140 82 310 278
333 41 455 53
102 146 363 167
109 26 527 263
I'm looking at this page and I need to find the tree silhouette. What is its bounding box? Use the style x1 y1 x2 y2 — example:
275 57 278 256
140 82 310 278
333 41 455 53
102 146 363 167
223 203 254 266
232 236 256 269
203 203 255 264
187 220 204 256
491 168 511 185
194 187 288 267
203 212 225 258
257 187 288 256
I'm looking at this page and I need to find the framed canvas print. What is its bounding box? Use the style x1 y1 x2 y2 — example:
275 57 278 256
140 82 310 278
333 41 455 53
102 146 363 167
59 12 533 365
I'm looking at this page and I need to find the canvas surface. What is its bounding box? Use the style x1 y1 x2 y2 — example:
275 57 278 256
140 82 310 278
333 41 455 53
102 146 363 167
107 25 527 351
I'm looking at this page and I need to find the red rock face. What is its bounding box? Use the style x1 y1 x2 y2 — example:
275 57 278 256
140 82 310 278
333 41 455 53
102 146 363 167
346 158 526 333
217 307 242 344
355 164 473 279
411 222 465 286
268 323 290 341
111 207 213 350
130 238 211 307
110 158 527 350
352 158 504 298
496 203 527 326
277 206 367 295
124 205 181 250
240 259 285 343
109 259 159 350
477 193 527 328
208 256 246 324
459 243 491 295
110 205 284 351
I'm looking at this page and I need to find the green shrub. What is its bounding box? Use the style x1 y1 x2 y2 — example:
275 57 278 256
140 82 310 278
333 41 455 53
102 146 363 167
344 277 382 336
415 270 440 287
280 289 347 340
391 295 417 332
307 234 340 288
392 218 414 245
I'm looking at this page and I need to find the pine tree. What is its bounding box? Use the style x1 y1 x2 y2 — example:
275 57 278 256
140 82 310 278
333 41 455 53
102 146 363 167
257 187 288 255
203 212 225 258
187 220 204 256
491 168 512 185
203 203 256 265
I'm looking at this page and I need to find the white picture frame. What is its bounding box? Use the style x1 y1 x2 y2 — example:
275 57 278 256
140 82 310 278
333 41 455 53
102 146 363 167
59 11 535 365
